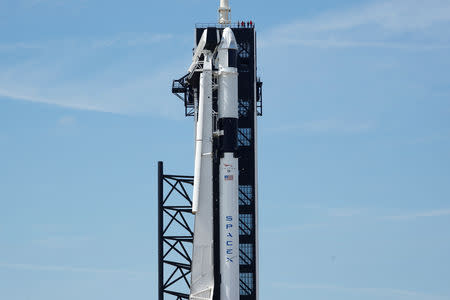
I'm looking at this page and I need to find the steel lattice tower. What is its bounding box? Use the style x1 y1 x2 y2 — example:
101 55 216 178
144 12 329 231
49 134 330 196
160 22 262 300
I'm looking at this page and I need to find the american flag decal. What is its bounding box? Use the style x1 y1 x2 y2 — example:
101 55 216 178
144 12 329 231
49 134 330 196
224 175 234 181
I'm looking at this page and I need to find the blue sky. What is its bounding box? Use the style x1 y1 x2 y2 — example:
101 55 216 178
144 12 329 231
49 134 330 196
1 0 450 299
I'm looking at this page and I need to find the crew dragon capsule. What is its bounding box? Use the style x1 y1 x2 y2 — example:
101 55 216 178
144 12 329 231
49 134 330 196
188 11 240 300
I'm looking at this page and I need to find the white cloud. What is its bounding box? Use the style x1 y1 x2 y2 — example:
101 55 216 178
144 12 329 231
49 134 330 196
0 68 180 116
262 0 450 49
328 208 365 217
0 42 44 51
0 86 110 113
0 32 185 117
20 0 88 9
0 33 173 52
0 32 188 118
385 209 450 220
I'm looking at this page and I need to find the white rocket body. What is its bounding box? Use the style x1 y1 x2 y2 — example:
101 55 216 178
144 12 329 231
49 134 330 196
190 44 215 300
217 27 240 300
189 14 240 300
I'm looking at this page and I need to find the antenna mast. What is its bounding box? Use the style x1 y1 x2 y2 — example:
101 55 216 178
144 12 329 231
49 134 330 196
218 0 231 24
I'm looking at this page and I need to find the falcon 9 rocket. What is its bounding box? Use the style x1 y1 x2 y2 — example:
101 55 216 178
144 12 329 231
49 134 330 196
173 1 259 299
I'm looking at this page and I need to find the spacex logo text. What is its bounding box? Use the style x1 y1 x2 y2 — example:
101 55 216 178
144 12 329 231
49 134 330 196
225 215 234 263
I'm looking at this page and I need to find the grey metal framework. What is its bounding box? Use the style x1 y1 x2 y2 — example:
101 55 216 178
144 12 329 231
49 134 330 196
232 26 260 300
164 24 262 300
158 162 194 300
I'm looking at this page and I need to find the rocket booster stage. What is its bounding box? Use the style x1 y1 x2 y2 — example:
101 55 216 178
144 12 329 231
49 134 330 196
189 25 240 300
185 1 244 299
217 27 239 300
169 0 261 298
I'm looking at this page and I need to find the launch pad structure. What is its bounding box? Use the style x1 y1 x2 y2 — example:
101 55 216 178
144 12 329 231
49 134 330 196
158 19 262 300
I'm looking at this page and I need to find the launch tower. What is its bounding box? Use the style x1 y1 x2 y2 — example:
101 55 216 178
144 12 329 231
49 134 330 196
159 2 262 299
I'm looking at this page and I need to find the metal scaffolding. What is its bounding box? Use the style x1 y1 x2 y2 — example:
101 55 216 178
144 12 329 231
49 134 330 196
158 162 194 300
162 26 262 300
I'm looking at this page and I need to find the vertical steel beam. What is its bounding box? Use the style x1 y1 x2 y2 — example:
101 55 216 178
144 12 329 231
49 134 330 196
213 146 221 300
158 161 164 300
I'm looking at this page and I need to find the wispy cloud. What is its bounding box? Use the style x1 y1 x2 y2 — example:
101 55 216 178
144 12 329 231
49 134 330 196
0 42 44 51
0 68 183 117
270 119 375 134
328 208 365 217
18 0 89 10
0 32 184 117
385 209 450 220
0 33 173 52
57 115 76 126
272 282 448 300
262 0 450 49
0 262 151 277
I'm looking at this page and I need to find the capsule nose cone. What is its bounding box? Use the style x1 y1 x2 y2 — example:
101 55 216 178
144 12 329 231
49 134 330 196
219 27 237 50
